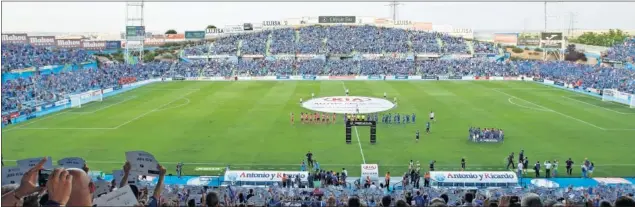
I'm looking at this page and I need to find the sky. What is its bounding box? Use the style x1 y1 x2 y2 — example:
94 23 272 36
2 2 635 34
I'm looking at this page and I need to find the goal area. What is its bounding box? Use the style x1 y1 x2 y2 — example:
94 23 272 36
601 89 635 108
70 90 103 108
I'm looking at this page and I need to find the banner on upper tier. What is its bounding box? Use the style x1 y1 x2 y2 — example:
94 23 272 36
224 170 308 182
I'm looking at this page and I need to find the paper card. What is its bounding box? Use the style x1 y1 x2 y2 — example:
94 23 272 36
93 185 138 206
16 157 53 169
112 170 138 186
125 151 160 176
58 157 86 169
93 179 111 198
1 166 27 186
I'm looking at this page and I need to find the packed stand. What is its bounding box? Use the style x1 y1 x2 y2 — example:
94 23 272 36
239 32 270 55
440 34 469 54
1 44 93 72
235 59 267 76
605 37 635 62
297 26 327 54
325 59 358 75
269 28 296 55
473 41 498 54
296 59 325 75
410 31 442 54
210 35 241 55
381 27 410 53
359 59 415 76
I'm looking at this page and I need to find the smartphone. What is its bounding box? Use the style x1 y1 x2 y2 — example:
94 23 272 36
38 169 53 187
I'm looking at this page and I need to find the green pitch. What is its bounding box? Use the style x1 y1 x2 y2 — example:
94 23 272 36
3 81 635 177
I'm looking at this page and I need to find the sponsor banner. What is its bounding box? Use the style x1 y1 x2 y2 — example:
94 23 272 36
317 76 330 80
225 25 244 33
415 54 441 58
28 36 56 46
144 38 165 46
82 41 107 50
302 96 396 114
238 77 252 81
102 88 114 94
276 76 290 80
173 77 185 81
554 81 565 86
329 76 356 80
394 75 408 80
42 103 54 110
56 39 82 48
113 85 122 91
318 16 356 24
185 31 206 39
462 76 474 80
361 164 379 181
394 20 413 26
368 75 383 80
166 34 185 40
10 112 20 119
587 88 599 94
503 77 519 80
224 170 308 182
544 80 555 85
2 33 28 44
355 76 367 80
422 75 437 80
474 76 490 80
303 75 316 80
26 114 37 120
491 76 504 80
243 23 254 31
448 75 463 80
430 171 518 183
206 28 225 34
262 20 281 27
105 41 121 49
197 77 212 81
55 99 69 107
533 78 545 82
413 22 433 31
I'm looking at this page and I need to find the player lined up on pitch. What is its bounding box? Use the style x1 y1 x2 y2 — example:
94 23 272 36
291 112 338 124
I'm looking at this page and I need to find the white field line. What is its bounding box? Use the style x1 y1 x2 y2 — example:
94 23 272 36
492 89 606 130
113 90 198 129
507 98 553 112
154 98 190 112
341 81 367 164
562 96 635 115
137 88 201 92
353 126 367 164
3 159 634 167
490 88 560 91
1 112 69 133
68 96 138 114
9 127 116 130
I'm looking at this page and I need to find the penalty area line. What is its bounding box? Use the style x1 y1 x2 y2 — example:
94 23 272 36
113 90 198 129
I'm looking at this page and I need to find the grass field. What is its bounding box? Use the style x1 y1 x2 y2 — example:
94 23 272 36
2 81 635 178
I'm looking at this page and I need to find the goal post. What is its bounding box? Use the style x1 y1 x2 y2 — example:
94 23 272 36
70 90 103 108
601 89 635 108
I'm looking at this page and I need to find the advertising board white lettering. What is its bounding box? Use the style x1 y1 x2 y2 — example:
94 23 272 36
224 170 308 182
361 164 379 181
430 171 518 183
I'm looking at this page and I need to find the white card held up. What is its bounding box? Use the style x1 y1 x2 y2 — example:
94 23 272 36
1 166 26 186
93 179 111 198
112 170 138 186
58 157 86 169
93 185 138 206
125 151 160 176
16 157 53 169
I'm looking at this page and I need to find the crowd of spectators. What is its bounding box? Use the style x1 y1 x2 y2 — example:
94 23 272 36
473 41 499 54
2 157 635 207
1 44 93 72
1 62 171 113
605 37 635 62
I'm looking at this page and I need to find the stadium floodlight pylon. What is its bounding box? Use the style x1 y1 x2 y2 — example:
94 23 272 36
70 90 103 108
601 88 635 108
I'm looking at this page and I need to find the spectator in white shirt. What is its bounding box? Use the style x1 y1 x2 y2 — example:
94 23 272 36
544 161 552 178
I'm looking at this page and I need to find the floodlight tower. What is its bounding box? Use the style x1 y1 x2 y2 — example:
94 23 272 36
125 1 145 64
386 0 402 21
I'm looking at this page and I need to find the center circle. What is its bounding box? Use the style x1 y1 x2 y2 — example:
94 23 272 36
301 96 396 114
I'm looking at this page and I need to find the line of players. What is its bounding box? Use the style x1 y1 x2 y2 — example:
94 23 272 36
290 112 338 124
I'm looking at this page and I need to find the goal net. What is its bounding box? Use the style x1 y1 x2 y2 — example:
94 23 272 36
70 90 103 108
601 89 635 108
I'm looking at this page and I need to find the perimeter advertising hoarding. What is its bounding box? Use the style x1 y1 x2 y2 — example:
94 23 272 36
225 25 244 33
206 28 225 34
28 36 56 46
105 41 121 50
144 38 165 46
540 32 564 49
262 21 281 27
56 39 82 48
2 33 28 44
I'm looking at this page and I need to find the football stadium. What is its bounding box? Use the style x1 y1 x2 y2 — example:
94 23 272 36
2 2 635 207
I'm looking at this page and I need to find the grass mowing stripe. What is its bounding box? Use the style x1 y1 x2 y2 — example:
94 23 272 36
341 81 368 164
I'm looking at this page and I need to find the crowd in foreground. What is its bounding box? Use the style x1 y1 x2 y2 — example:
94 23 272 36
2 157 635 207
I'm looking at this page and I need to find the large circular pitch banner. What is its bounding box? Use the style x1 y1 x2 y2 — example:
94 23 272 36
302 96 395 114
